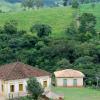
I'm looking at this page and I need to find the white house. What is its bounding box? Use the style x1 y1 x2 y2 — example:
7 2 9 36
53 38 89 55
54 69 85 87
0 62 51 99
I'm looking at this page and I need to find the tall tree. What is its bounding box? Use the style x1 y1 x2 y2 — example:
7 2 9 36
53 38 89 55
63 0 68 6
31 24 52 37
27 77 44 100
78 13 96 41
72 0 79 8
22 0 34 9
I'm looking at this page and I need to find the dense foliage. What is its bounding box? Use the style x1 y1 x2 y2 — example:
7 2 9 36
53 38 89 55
72 0 79 8
27 77 44 100
0 11 100 87
22 0 44 9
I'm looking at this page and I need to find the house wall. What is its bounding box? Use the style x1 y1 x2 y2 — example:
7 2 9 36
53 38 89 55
4 79 27 98
56 77 84 87
3 76 51 98
0 80 2 94
37 76 51 90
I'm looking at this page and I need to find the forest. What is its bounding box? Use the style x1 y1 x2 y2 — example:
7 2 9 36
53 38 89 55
0 0 100 87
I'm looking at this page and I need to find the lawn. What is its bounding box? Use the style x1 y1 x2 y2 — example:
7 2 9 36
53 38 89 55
0 3 100 37
52 87 100 100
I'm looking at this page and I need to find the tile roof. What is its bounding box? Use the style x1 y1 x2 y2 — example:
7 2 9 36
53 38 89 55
0 62 51 80
54 69 85 78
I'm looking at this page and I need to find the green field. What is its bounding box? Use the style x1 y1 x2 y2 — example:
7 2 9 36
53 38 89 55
0 3 100 37
52 87 100 100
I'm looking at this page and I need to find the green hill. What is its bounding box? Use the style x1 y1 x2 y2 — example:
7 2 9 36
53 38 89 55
0 0 22 12
0 3 100 37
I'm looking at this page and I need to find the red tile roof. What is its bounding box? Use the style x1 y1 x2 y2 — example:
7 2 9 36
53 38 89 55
54 69 85 78
0 62 51 80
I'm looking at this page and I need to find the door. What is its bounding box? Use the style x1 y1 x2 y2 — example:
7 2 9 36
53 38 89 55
73 79 77 87
63 79 67 87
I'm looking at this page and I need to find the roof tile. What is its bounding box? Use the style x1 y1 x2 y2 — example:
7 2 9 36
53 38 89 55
0 62 51 80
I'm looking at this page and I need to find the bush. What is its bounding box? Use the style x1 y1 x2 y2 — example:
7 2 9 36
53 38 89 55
31 24 52 37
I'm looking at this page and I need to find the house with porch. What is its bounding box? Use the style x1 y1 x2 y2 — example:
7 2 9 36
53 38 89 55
54 69 85 87
0 62 51 99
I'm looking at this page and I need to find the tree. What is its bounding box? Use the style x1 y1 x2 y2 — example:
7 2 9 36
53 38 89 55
78 13 96 41
31 24 52 37
4 20 18 34
27 77 44 100
72 0 79 9
79 13 96 34
34 0 43 9
22 0 43 9
22 0 34 9
63 0 68 6
74 56 96 86
65 22 78 39
56 58 72 70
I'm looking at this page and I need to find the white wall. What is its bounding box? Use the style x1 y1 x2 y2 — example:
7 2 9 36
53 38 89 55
3 76 51 98
37 76 51 89
0 80 2 94
56 77 83 87
4 79 28 98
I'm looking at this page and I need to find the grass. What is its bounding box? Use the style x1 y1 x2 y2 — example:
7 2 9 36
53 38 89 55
0 7 73 37
52 87 100 100
0 0 22 12
0 3 100 37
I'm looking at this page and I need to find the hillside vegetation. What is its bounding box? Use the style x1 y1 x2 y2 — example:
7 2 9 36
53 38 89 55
0 3 100 37
0 3 100 87
0 0 22 12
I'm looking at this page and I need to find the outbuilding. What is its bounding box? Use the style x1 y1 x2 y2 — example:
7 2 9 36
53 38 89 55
54 69 85 87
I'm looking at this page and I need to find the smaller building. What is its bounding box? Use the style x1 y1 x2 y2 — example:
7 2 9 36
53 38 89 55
54 69 85 87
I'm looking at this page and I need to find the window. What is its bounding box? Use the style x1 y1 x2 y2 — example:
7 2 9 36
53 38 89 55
43 81 47 88
19 84 23 91
73 79 77 87
2 84 4 92
63 79 67 86
10 85 14 92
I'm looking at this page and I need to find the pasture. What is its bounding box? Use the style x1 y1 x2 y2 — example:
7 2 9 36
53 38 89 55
52 87 100 100
0 3 100 37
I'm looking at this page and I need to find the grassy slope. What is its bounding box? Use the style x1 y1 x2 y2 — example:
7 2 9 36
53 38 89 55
80 3 100 32
0 3 100 37
52 87 100 100
0 7 74 37
0 0 22 12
